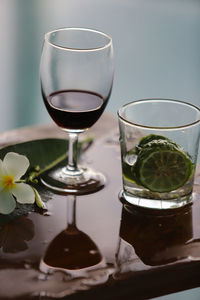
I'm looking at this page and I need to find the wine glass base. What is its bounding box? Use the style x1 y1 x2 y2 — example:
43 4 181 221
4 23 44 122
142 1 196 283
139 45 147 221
40 166 106 195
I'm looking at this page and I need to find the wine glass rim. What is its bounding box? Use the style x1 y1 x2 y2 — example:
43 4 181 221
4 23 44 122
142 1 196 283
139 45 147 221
117 98 200 130
44 27 113 51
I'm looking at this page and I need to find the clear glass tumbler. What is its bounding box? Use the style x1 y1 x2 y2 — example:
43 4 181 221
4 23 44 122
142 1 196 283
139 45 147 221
118 99 200 209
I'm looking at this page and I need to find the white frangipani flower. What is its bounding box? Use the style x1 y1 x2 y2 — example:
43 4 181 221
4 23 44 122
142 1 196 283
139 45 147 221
0 152 35 214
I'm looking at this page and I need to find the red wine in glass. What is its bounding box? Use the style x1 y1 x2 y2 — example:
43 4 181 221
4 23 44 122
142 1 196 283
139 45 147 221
43 89 108 131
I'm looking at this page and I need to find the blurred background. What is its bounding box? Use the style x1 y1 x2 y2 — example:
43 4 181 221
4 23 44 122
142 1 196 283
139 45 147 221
1 0 200 132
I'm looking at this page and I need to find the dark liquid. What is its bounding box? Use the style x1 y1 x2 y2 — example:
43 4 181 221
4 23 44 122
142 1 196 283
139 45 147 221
43 90 107 130
43 226 102 270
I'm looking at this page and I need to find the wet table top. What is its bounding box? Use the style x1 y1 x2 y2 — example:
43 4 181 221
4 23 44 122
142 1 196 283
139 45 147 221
0 113 200 300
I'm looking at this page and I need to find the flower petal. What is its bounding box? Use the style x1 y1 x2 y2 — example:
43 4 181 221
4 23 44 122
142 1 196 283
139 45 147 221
12 183 35 204
0 160 9 192
0 159 7 177
0 190 16 214
3 152 30 180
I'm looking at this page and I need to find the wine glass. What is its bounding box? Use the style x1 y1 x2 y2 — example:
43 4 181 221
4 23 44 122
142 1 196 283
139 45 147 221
40 28 114 194
40 196 106 277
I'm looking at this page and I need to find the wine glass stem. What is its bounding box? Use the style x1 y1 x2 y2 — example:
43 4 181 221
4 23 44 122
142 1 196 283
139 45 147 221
65 132 82 176
67 195 76 227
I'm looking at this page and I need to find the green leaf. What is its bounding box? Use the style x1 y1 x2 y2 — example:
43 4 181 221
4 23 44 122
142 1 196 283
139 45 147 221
0 138 69 173
0 137 93 178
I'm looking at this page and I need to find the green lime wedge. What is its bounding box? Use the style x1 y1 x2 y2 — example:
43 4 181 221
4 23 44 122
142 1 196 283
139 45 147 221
135 144 193 192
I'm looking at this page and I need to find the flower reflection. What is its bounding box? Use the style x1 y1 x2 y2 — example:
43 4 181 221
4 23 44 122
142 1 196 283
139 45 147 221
0 215 35 253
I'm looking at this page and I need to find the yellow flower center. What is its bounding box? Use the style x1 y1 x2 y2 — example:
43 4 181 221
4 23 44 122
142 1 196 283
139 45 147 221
2 175 15 189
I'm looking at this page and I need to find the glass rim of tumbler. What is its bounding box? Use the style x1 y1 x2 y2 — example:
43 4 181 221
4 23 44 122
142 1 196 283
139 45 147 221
117 98 200 130
44 27 112 52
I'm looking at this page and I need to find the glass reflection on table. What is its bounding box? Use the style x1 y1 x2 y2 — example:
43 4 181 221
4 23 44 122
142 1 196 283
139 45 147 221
115 201 194 279
40 195 107 279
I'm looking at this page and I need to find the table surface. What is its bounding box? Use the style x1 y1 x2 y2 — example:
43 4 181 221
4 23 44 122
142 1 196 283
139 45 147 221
0 113 200 300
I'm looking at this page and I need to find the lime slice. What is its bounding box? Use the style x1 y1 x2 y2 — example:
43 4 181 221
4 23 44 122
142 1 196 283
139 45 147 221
122 161 141 185
138 134 170 148
135 144 193 192
136 134 180 153
122 134 193 192
122 161 135 182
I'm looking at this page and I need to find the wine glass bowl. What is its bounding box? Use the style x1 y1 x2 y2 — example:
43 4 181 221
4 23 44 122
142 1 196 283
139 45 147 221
40 28 114 194
40 196 105 276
